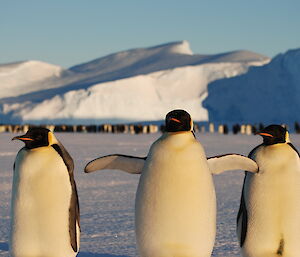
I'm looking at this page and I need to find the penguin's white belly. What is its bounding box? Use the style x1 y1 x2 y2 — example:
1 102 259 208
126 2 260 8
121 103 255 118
10 147 76 257
243 145 300 256
135 134 216 257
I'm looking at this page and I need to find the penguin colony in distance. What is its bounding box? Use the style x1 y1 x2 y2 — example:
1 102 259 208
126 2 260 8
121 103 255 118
10 127 80 257
85 109 258 257
237 125 300 257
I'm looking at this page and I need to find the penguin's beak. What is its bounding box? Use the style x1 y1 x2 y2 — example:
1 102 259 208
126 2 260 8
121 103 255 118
12 135 34 141
257 132 274 138
170 118 181 123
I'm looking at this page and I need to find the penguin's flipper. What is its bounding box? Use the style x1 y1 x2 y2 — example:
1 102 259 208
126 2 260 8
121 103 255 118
288 142 300 157
237 173 248 247
84 154 146 174
52 143 80 252
207 154 258 174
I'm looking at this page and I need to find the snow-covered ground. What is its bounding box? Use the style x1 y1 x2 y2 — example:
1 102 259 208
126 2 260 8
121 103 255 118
1 132 300 256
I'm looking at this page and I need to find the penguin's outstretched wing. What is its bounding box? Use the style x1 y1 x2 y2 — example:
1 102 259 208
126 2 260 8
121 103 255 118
207 154 258 174
85 153 258 175
84 154 146 174
52 143 80 252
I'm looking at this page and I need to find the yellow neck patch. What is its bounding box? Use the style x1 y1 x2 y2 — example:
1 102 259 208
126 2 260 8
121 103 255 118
190 119 194 131
285 131 290 143
48 132 58 145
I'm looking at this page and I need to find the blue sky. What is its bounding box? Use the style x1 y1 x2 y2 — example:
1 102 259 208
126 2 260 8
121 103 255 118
1 0 300 68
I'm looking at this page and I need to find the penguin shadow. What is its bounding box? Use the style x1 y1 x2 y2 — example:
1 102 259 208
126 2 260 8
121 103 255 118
0 242 9 251
78 253 129 257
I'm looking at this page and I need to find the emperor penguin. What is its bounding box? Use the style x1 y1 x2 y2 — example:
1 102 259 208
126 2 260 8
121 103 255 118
237 124 300 257
85 109 258 257
10 127 80 257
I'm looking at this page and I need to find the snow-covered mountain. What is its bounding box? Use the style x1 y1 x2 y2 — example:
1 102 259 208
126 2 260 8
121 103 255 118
0 61 74 98
0 41 269 124
203 48 300 124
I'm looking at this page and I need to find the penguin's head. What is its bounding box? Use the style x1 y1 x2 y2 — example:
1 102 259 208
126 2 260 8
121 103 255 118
165 109 193 133
12 127 55 149
258 125 289 145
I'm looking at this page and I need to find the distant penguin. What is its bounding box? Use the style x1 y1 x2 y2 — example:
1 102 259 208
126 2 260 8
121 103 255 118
85 109 258 257
237 124 300 257
10 127 80 257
